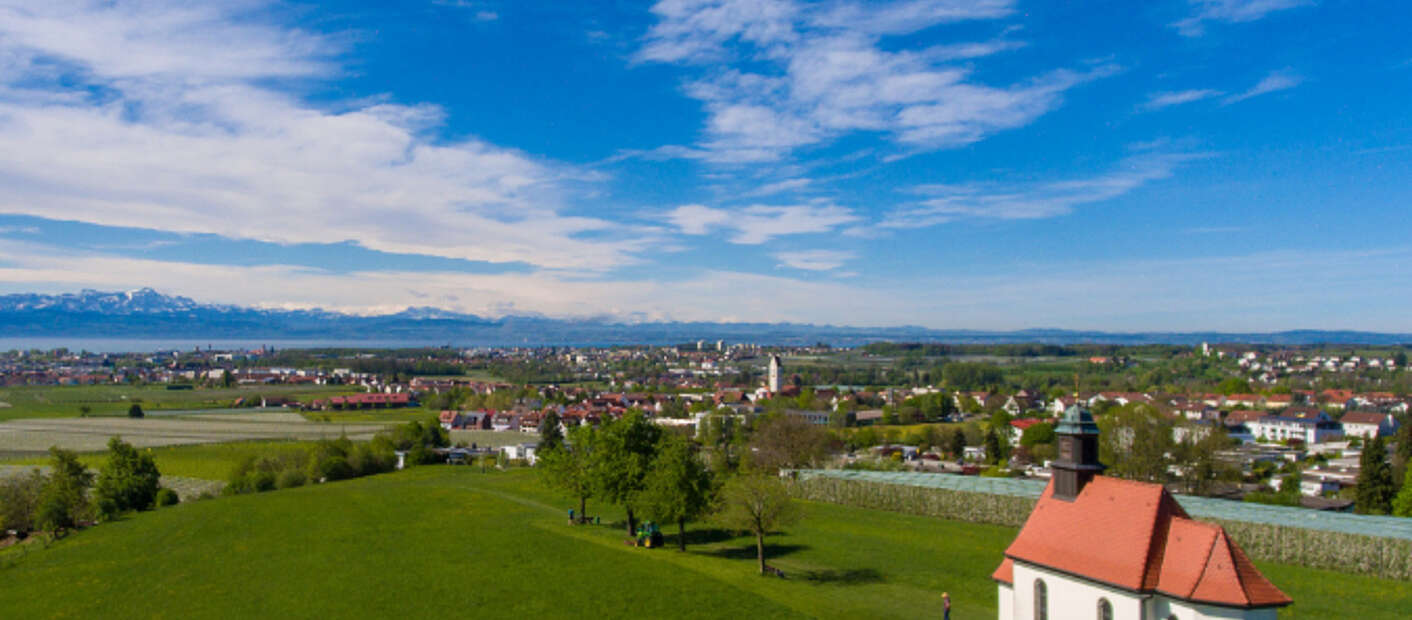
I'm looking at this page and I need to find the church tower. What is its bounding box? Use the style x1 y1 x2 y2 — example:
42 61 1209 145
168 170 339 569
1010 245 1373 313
1051 402 1104 500
767 355 782 393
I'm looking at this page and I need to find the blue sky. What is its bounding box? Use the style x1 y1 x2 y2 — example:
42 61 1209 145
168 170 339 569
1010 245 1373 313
0 0 1409 330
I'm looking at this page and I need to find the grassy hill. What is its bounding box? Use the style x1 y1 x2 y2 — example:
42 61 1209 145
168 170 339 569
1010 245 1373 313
2 468 1408 618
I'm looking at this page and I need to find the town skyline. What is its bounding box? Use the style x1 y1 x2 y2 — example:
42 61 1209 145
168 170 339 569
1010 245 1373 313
1 1 1410 331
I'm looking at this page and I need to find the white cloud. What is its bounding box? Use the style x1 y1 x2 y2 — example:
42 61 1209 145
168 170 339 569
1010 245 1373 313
1174 0 1314 37
1141 89 1222 111
0 0 653 271
1222 70 1302 104
741 178 811 197
667 203 859 244
774 249 853 271
636 0 1101 162
882 150 1204 227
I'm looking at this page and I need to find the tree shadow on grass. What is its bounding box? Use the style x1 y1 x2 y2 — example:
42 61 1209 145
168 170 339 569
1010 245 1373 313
697 543 809 561
799 568 885 586
681 527 736 545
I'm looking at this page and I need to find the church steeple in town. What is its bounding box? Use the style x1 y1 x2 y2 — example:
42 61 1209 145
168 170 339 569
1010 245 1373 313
1051 401 1104 500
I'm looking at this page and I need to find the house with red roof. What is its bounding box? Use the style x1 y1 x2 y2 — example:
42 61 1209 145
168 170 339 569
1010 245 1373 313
993 404 1291 619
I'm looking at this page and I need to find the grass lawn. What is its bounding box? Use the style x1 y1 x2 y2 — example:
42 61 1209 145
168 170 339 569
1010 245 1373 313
1 468 1406 618
0 384 356 421
298 406 439 424
0 439 313 480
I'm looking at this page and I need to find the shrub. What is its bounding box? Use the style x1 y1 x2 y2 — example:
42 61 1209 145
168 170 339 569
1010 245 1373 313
275 469 306 489
94 437 162 519
313 455 355 482
127 404 144 418
155 488 180 507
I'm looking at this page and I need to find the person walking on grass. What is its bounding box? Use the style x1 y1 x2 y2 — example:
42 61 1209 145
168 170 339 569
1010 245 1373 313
942 592 951 620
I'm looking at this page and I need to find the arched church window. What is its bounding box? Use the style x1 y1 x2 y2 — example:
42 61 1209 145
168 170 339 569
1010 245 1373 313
1034 579 1048 620
1097 598 1112 620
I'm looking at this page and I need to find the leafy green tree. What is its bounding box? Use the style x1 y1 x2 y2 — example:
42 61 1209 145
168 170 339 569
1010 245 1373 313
539 424 597 523
1356 436 1396 515
642 434 716 551
127 403 144 418
948 428 966 457
38 447 93 533
95 437 162 518
539 410 564 453
1173 425 1238 496
1217 378 1251 395
1393 467 1412 517
1098 404 1174 483
592 411 662 535
983 429 1003 466
1019 422 1055 449
746 414 831 473
713 473 800 575
828 409 855 428
1392 419 1412 488
0 468 45 532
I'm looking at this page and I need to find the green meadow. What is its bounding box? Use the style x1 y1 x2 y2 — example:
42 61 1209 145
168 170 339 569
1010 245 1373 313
0 384 355 421
1 467 1407 619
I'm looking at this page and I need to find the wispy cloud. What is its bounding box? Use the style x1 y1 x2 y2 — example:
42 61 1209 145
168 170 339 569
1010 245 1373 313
1173 0 1314 37
774 249 853 271
635 0 1106 163
0 0 654 271
1141 89 1222 111
882 149 1205 228
667 203 859 244
1222 70 1302 104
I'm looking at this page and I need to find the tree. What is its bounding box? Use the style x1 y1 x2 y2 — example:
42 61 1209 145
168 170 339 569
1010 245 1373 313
539 410 564 454
746 414 831 473
1392 419 1412 488
1098 404 1174 483
94 437 162 518
1018 422 1056 450
539 424 597 523
1393 467 1412 517
828 408 855 429
591 411 662 535
983 429 1003 466
0 468 46 532
38 447 93 534
948 428 966 458
713 473 800 575
127 403 144 418
1356 436 1396 515
1217 378 1251 396
642 434 715 551
1173 426 1238 496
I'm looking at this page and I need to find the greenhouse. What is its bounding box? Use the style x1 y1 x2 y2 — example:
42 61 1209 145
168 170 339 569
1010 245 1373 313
794 469 1412 541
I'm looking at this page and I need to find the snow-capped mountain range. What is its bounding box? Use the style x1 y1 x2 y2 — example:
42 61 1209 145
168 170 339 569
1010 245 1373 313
0 289 1406 346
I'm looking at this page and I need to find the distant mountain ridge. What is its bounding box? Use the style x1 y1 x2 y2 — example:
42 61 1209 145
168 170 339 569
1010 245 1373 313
0 289 1408 347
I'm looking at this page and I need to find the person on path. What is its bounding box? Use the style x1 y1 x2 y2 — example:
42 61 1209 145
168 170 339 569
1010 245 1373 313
942 592 951 620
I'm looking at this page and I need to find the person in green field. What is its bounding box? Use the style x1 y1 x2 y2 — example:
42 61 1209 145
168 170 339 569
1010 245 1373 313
941 592 951 620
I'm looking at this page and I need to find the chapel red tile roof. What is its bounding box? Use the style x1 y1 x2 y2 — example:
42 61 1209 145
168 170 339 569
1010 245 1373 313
993 476 1290 609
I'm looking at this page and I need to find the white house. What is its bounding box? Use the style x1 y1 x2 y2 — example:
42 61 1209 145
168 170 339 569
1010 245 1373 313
1339 411 1399 439
500 443 538 465
994 405 1291 620
1245 411 1343 444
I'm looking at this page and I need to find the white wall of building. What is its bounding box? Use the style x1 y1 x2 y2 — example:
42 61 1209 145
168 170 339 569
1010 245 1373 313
1003 561 1281 620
